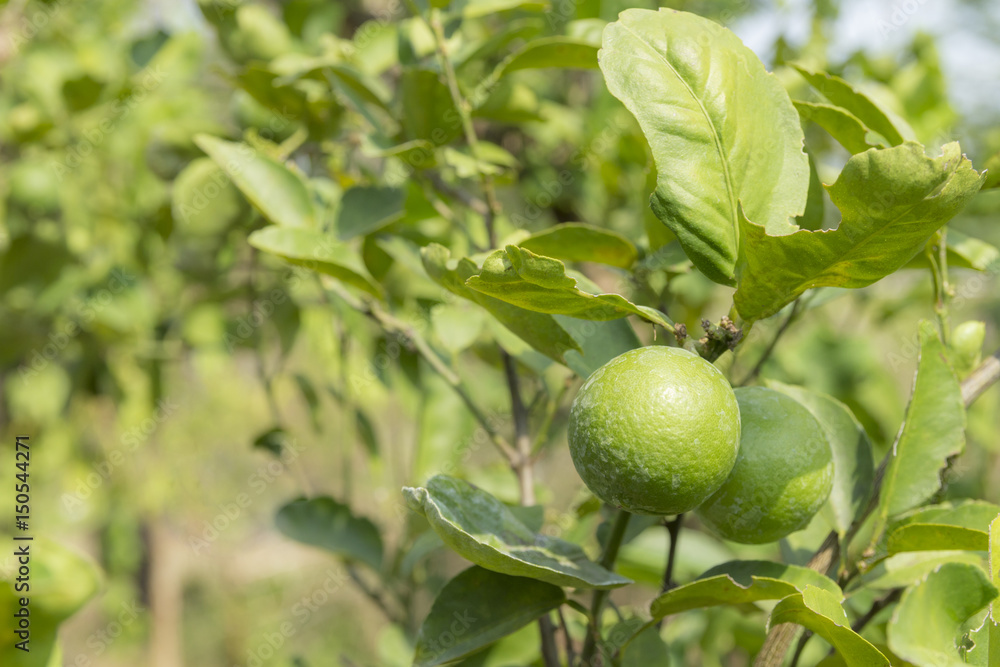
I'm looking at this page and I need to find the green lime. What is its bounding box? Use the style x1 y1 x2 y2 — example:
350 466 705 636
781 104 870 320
568 346 741 515
696 386 833 544
171 157 246 236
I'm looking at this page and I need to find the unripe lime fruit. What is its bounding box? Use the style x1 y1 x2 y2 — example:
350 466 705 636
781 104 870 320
696 386 833 544
949 320 985 378
568 346 741 515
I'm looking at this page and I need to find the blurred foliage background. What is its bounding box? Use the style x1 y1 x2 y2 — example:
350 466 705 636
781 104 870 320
0 0 997 665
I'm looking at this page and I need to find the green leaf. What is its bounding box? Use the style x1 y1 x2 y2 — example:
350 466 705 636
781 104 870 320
554 312 641 379
519 223 638 269
874 322 966 535
793 65 912 146
853 551 986 592
734 143 984 322
398 68 461 145
798 149 826 231
650 560 842 620
252 426 288 457
497 37 598 77
769 586 890 666
460 0 548 19
248 226 384 298
421 244 582 364
904 229 1000 272
276 496 384 571
194 134 317 229
887 562 998 667
413 566 564 667
599 8 809 285
983 150 1000 189
465 246 673 329
888 524 988 554
0 539 102 667
766 381 873 540
335 186 406 240
793 100 887 154
403 475 632 589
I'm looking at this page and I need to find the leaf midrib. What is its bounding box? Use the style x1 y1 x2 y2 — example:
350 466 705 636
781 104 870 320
620 22 739 237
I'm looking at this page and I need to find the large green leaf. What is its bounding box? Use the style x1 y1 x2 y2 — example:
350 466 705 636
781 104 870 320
650 560 842 620
465 246 673 329
769 586 890 666
519 223 638 269
599 8 809 285
734 143 983 322
194 134 317 229
0 539 102 667
413 566 564 667
421 244 582 364
403 475 632 589
335 186 405 240
886 563 998 667
874 322 966 536
793 101 887 154
767 381 873 540
886 500 1000 554
248 226 384 297
276 496 384 571
793 65 912 146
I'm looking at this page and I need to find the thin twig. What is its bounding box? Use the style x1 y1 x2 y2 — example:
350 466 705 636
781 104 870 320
558 606 577 666
661 515 684 593
738 298 803 386
961 348 1000 407
789 630 812 667
347 565 402 625
580 510 632 665
852 589 903 633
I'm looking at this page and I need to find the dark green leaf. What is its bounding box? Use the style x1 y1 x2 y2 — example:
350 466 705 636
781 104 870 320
195 134 317 229
519 223 638 269
336 186 406 240
248 226 384 298
887 562 998 667
600 8 809 285
403 475 632 589
734 143 984 322
414 566 564 667
276 496 383 570
253 426 287 457
355 409 379 457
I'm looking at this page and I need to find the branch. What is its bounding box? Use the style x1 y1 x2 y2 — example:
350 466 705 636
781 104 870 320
961 347 1000 407
580 510 632 665
737 298 803 386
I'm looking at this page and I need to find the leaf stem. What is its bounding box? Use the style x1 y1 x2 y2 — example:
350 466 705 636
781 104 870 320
580 509 632 665
661 514 683 592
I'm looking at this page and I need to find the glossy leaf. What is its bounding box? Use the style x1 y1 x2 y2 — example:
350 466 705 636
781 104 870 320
248 226 384 297
465 246 673 329
793 100 887 154
413 566 564 667
421 244 582 363
769 586 890 666
793 65 912 146
519 223 638 269
875 322 966 534
735 143 984 322
403 475 632 589
650 560 842 620
336 186 405 240
767 381 873 539
887 562 998 667
276 496 384 571
600 8 809 285
194 134 316 229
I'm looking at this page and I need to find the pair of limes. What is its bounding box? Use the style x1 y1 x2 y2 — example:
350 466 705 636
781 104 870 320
568 347 833 544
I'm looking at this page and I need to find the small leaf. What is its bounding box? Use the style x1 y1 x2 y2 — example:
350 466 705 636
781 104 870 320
735 143 984 322
336 186 406 240
397 69 461 145
793 65 912 146
421 244 582 364
403 475 632 589
497 37 598 77
650 560 842 620
888 524 988 554
766 381 874 539
793 100 887 154
465 246 673 329
413 566 564 667
874 322 966 536
519 223 638 269
194 134 316 229
276 496 383 571
769 586 890 666
253 426 287 457
600 8 809 285
293 374 321 432
461 0 548 19
355 410 379 457
248 226 384 298
887 562 999 667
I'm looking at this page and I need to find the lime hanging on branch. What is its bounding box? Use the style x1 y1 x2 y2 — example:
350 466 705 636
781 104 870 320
567 346 741 515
